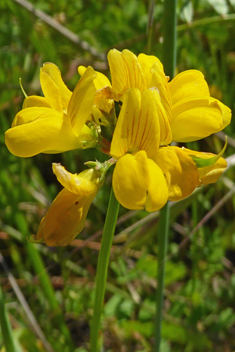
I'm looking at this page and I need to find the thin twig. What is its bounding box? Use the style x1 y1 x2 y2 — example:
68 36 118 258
177 13 235 32
12 0 105 61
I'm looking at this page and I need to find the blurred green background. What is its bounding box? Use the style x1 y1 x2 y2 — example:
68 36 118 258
1 0 235 351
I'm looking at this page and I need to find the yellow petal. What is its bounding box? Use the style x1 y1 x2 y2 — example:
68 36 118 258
137 53 163 87
112 151 168 211
36 187 97 246
94 86 114 114
40 63 72 112
68 66 96 136
52 163 97 194
11 106 51 127
169 70 210 106
5 108 85 157
155 146 199 201
36 164 99 246
23 96 50 109
108 49 146 97
150 62 172 121
145 158 169 212
137 53 172 144
182 148 227 185
198 158 227 185
78 65 111 90
171 96 231 142
110 88 161 159
113 152 149 210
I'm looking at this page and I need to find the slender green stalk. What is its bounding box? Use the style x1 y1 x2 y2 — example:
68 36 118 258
154 1 177 351
162 0 177 79
0 286 18 352
191 199 198 295
147 0 156 55
154 202 170 352
90 188 120 352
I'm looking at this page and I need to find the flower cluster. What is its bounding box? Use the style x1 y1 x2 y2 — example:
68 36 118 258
5 49 231 246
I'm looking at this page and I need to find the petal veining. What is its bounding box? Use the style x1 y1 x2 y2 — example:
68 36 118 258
108 49 146 97
110 88 161 159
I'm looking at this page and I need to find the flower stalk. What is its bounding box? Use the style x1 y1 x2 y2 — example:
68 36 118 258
147 0 156 55
154 0 177 351
90 188 119 352
162 0 177 79
154 202 170 351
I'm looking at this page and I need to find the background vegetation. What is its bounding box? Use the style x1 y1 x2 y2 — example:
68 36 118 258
1 0 235 351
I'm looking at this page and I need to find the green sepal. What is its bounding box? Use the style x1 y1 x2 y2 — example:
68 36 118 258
190 137 227 168
84 158 116 184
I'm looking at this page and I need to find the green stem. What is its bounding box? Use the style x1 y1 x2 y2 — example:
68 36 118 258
147 0 156 55
162 0 177 79
154 202 170 352
154 0 177 351
90 187 120 352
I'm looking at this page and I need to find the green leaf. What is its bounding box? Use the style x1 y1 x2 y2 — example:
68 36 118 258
189 137 227 168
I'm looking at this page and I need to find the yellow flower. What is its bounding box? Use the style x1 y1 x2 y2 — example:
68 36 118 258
110 88 169 211
36 163 102 246
5 49 231 218
107 49 231 142
5 63 97 157
107 49 230 205
108 57 229 207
